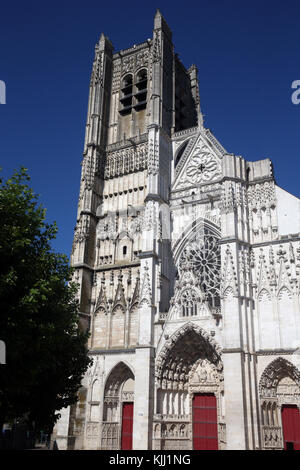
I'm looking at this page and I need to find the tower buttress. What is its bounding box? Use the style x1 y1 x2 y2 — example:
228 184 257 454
71 34 113 319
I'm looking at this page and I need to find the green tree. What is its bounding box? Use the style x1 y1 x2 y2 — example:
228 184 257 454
0 168 91 441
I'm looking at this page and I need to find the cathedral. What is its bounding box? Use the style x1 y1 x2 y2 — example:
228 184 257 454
53 11 300 450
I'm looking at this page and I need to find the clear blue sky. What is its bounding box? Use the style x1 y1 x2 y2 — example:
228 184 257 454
1 0 299 256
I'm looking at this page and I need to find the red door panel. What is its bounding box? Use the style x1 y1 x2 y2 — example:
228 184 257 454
193 394 218 450
121 402 133 450
282 405 300 450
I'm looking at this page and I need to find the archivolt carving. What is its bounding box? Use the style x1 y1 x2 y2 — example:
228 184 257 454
259 358 300 449
155 323 221 389
259 357 300 398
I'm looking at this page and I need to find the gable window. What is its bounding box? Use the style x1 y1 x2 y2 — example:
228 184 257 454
181 290 197 317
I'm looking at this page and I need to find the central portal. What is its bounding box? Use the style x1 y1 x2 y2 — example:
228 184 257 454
193 394 218 450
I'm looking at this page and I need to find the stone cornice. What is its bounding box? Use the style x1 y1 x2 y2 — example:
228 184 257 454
144 193 168 204
252 235 300 248
170 180 222 195
79 210 97 219
172 126 198 141
113 40 151 59
95 261 140 272
222 348 244 354
222 348 299 356
247 176 274 186
256 349 297 356
218 238 250 246
88 348 136 355
106 133 148 153
138 250 159 260
72 263 93 271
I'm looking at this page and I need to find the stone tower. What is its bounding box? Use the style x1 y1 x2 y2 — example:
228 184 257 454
54 11 300 450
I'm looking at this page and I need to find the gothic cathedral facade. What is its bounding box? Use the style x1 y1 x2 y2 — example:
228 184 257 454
54 11 300 450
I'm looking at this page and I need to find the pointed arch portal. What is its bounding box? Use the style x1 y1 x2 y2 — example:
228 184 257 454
101 362 135 450
259 357 300 450
154 324 224 450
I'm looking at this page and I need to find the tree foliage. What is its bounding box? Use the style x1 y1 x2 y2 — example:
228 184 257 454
0 168 91 433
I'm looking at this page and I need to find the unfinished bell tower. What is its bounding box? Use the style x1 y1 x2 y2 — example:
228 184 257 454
62 9 201 450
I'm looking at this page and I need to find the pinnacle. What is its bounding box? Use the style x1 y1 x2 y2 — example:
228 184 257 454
99 32 106 45
98 32 114 52
153 8 172 39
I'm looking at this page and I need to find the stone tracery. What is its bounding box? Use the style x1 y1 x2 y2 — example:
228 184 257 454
177 225 221 307
186 150 220 184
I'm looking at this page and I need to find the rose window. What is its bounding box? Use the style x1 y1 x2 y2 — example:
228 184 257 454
178 229 221 306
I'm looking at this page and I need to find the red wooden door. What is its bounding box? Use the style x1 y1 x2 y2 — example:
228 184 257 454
193 394 218 450
282 405 300 450
121 402 134 450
